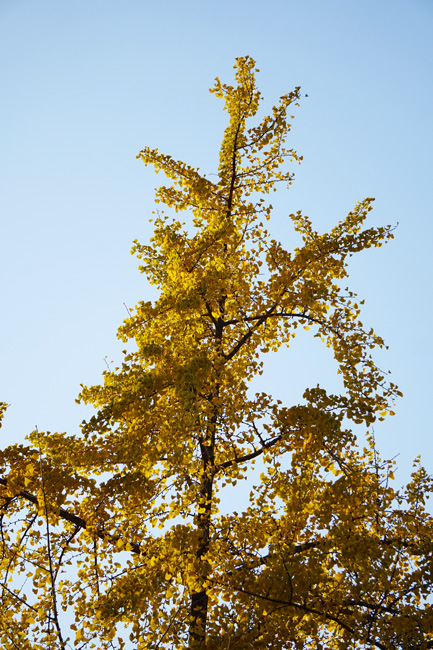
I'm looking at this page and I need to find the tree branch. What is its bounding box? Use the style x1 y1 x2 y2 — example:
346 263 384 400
0 477 141 554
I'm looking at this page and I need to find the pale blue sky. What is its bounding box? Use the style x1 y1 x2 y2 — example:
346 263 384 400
1 0 432 483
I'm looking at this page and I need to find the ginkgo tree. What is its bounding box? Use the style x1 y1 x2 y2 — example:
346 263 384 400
1 56 432 650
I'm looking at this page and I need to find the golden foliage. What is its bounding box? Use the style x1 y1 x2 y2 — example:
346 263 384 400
0 57 431 650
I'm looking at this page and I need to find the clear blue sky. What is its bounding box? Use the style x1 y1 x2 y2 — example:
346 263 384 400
1 0 432 484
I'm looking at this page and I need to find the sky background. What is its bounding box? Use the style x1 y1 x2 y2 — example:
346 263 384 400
1 0 432 488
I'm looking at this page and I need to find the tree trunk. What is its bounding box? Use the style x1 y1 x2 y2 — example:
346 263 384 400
188 445 214 650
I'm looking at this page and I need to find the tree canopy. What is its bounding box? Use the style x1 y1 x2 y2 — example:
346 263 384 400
0 56 432 650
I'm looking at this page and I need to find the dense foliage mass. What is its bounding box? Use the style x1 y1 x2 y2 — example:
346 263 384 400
1 57 432 650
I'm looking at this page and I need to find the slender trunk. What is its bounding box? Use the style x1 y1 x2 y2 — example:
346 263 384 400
188 317 223 649
188 459 213 649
